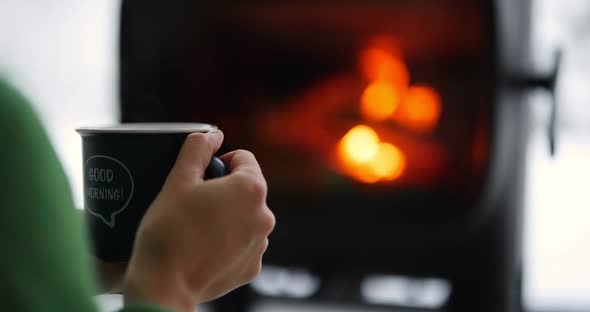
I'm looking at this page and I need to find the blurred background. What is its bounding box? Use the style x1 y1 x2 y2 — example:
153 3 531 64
0 0 589 311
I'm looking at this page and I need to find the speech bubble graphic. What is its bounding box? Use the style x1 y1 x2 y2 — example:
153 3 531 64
84 155 134 228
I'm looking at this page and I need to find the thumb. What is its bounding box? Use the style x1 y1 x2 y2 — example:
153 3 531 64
169 130 224 182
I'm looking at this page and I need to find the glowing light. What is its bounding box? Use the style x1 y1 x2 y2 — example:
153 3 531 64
329 36 443 183
351 167 382 184
339 125 380 164
338 125 406 183
394 85 442 133
369 142 405 180
360 47 409 86
361 82 402 121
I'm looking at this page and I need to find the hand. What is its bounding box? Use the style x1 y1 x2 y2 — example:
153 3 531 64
123 131 275 311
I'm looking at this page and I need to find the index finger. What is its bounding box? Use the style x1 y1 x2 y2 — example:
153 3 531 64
168 131 224 183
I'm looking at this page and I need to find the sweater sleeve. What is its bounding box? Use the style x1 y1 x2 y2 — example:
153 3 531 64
0 79 172 312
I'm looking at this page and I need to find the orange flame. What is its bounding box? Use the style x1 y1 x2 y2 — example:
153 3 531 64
393 85 442 133
338 125 380 164
369 142 405 181
360 81 402 122
338 125 406 183
360 47 409 86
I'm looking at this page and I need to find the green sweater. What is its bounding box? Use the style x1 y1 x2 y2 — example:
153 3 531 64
0 79 170 312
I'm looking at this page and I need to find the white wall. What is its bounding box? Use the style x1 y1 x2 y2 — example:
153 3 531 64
523 0 590 310
0 0 120 208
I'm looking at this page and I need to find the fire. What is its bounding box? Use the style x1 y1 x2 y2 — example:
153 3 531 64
338 125 406 184
339 125 380 164
369 142 405 181
393 85 442 133
360 81 402 121
335 38 443 183
360 47 409 86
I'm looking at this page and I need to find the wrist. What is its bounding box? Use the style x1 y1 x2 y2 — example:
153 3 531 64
123 265 196 312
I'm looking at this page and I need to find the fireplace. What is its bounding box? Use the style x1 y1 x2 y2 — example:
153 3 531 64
120 0 529 311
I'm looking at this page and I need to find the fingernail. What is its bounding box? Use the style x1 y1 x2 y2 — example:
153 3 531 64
208 129 221 134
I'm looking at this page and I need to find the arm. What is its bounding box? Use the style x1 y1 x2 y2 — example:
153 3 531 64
0 79 169 312
0 79 98 311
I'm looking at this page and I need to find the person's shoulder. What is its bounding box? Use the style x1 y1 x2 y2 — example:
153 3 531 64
0 78 30 116
0 78 42 135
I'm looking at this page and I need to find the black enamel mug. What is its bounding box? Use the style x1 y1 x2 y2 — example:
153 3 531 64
77 123 228 261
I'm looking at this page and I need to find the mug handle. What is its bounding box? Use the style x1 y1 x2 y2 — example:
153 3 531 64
204 156 229 179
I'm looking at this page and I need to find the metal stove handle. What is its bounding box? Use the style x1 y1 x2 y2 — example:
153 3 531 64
505 49 562 156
